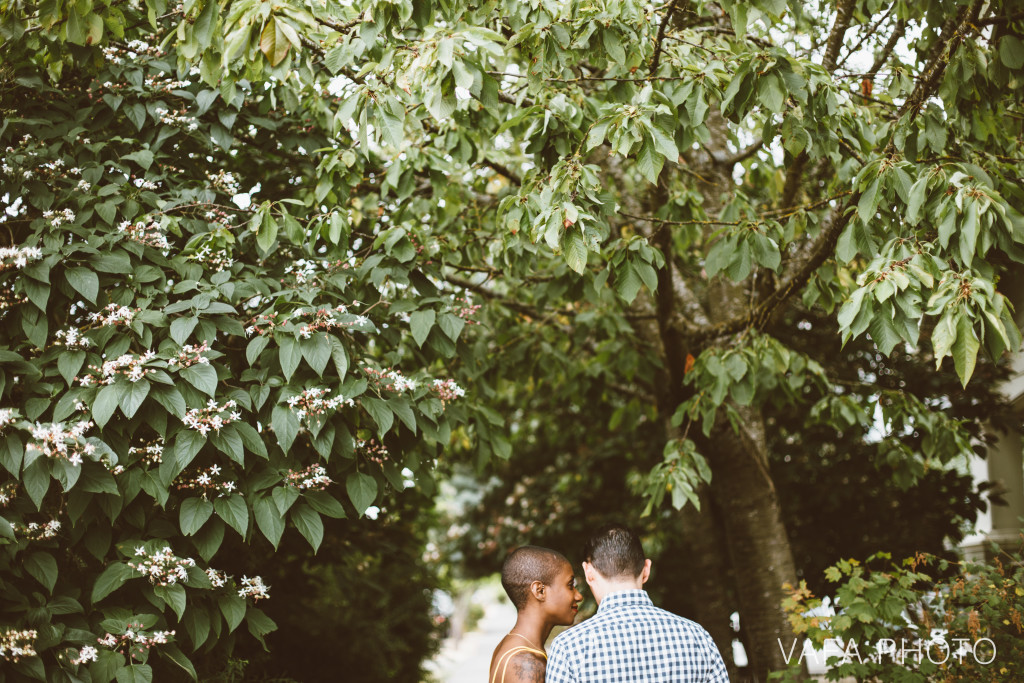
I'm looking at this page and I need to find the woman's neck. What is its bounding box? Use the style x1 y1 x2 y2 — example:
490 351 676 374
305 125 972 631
509 614 552 651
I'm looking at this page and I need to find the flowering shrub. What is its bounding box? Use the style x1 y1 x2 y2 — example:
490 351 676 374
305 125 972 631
775 541 1024 682
0 3 480 680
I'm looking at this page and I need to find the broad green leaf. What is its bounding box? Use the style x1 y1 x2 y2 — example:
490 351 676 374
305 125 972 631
92 562 133 602
179 498 214 536
410 310 435 348
65 267 99 303
953 314 980 386
214 494 248 537
24 552 58 593
290 503 324 552
346 472 378 516
255 495 285 549
180 362 218 397
260 17 291 67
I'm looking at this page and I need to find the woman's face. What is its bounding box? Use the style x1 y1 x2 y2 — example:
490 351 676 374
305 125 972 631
547 561 583 626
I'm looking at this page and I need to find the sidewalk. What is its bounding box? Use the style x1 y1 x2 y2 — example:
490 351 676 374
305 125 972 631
427 585 517 683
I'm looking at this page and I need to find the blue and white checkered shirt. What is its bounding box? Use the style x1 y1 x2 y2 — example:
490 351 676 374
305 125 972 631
545 590 729 683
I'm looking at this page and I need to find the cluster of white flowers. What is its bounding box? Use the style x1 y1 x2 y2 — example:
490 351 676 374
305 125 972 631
42 208 76 227
0 408 18 430
128 546 196 586
0 629 38 662
431 378 466 404
238 575 270 601
0 481 17 506
182 399 240 436
117 219 170 249
206 568 228 588
188 245 234 272
285 464 332 491
0 246 43 271
294 305 370 339
70 645 98 665
175 464 238 497
76 179 92 192
206 170 241 195
363 366 417 392
79 351 156 386
14 519 61 540
27 421 95 465
127 438 164 466
167 342 210 369
245 311 281 337
54 327 92 349
286 387 354 421
154 107 198 131
88 303 137 327
132 177 161 190
144 74 191 92
96 624 175 661
283 259 320 285
101 38 161 65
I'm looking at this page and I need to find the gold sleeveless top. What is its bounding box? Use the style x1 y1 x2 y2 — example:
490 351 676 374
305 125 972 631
490 645 547 683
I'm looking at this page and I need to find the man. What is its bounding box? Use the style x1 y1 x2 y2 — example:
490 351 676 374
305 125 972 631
546 523 730 682
490 545 584 683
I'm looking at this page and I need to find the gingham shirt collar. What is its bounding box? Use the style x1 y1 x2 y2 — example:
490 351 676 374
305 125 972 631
596 588 652 612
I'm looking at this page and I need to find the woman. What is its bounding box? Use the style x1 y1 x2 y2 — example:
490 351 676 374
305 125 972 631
489 545 583 683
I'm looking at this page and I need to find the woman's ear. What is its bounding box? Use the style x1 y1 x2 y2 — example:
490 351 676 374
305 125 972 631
529 580 546 602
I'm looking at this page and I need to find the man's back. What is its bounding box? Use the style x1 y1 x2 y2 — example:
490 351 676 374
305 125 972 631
545 590 729 682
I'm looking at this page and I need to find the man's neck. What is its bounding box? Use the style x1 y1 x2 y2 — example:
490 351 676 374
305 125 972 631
593 580 643 605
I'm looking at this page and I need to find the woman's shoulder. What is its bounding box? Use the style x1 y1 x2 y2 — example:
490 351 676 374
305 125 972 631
501 647 547 682
490 644 547 683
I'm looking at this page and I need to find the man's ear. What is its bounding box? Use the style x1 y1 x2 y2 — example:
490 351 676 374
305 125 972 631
640 559 652 585
529 580 546 602
582 561 598 584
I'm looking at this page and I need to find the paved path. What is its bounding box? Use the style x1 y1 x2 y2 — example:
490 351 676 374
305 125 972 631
428 585 516 683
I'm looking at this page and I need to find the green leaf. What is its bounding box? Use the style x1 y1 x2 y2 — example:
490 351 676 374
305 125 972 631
304 491 346 519
180 363 218 397
65 267 99 303
23 456 49 508
25 552 58 593
119 380 150 418
362 396 394 434
953 314 980 386
179 498 214 536
271 404 299 451
410 310 435 347
615 263 643 303
235 422 268 458
1000 35 1024 70
247 335 269 366
867 310 902 356
92 562 133 603
175 430 206 470
214 495 248 537
438 312 466 342
160 644 198 682
154 583 187 620
635 139 664 184
116 664 153 683
346 472 378 516
93 383 122 427
260 17 292 67
255 495 285 548
290 503 324 552
278 336 301 381
563 229 587 274
906 177 928 225
57 350 86 386
219 593 247 632
300 334 331 376
170 317 198 345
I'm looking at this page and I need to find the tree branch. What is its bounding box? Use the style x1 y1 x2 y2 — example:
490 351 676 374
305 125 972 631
650 0 682 74
686 1 985 349
822 0 858 72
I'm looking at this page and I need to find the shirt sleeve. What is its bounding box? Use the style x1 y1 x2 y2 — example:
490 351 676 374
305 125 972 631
544 635 576 683
701 630 731 683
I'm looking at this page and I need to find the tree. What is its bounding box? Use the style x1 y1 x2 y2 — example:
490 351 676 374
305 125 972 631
2 1 1023 680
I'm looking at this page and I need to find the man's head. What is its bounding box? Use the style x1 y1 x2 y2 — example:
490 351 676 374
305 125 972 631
581 523 651 602
501 545 572 611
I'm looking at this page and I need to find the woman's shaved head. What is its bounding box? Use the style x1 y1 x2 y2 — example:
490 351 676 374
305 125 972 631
501 545 570 610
